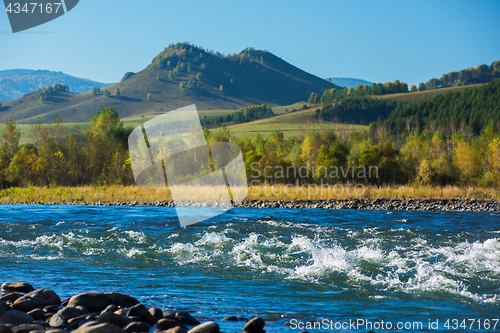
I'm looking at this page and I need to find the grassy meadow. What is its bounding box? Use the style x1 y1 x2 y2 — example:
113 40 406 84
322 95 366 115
11 101 366 144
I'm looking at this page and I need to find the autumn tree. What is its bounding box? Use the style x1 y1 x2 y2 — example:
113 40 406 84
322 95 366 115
1 116 21 162
452 134 477 184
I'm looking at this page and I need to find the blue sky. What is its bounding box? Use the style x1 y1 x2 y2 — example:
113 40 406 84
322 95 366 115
1 0 499 86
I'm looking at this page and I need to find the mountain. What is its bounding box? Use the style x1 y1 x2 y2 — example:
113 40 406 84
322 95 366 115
325 77 373 88
0 44 342 124
0 69 113 100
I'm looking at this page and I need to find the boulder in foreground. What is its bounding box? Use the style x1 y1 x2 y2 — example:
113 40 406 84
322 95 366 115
0 310 33 326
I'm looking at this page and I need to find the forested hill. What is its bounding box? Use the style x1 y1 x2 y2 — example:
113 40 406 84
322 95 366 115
384 79 500 134
311 80 500 133
0 43 341 123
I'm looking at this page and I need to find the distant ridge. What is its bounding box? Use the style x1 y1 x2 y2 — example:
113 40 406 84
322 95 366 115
0 69 113 100
1 43 341 123
325 77 373 88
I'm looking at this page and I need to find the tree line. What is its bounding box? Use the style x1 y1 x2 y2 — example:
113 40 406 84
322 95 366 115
200 105 274 127
1 104 500 189
0 107 133 188
310 80 410 104
312 97 403 125
416 60 500 91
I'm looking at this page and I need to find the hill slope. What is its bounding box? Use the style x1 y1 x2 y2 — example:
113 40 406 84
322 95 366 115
0 69 113 100
0 44 341 123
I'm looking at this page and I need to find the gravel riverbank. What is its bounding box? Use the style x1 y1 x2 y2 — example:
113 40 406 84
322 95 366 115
2 198 500 212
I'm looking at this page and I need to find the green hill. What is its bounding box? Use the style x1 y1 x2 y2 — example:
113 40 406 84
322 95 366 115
0 43 341 124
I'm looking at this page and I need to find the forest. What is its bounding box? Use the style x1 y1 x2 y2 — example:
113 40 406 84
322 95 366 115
383 80 500 135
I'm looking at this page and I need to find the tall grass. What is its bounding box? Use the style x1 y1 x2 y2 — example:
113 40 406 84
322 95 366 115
0 184 498 204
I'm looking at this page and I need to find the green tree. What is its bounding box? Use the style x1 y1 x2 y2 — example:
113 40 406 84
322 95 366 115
115 88 121 97
418 82 425 91
86 107 130 184
1 116 21 162
7 145 38 186
410 85 417 92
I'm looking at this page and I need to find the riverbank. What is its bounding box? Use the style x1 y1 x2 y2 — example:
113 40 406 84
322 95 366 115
0 184 499 204
0 282 266 333
0 185 499 212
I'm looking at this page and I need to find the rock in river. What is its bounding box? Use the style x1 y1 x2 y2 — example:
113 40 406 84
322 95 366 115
187 321 220 333
97 312 133 328
12 297 40 313
123 321 150 333
49 313 68 328
0 302 8 318
72 321 124 333
243 317 265 333
68 293 113 313
10 323 44 333
0 283 34 293
26 309 44 321
24 289 60 307
173 311 200 326
156 319 187 330
57 306 87 320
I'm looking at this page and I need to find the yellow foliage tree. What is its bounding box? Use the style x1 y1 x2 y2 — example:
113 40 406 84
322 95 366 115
489 138 500 173
453 136 476 183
